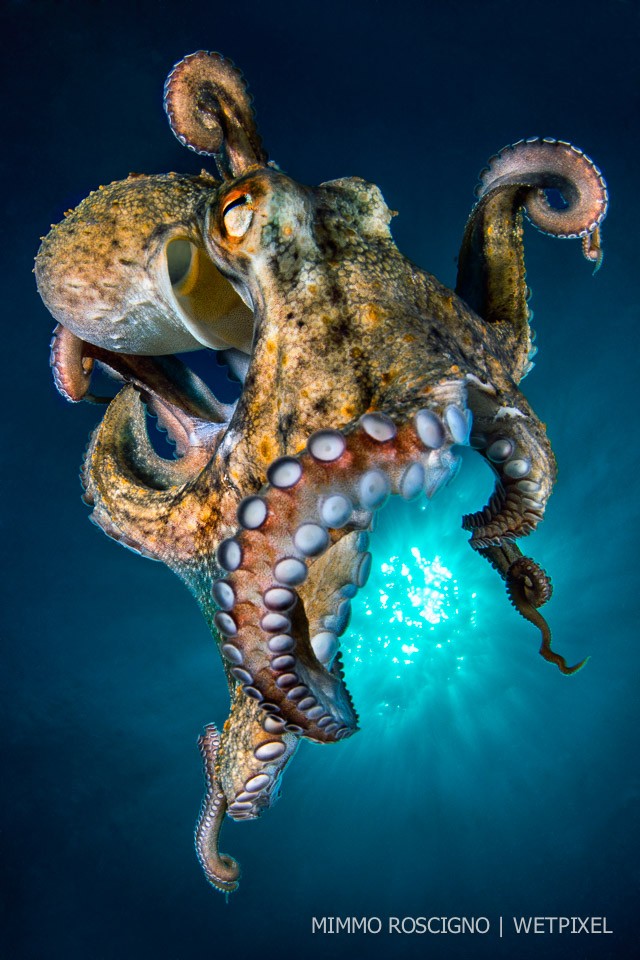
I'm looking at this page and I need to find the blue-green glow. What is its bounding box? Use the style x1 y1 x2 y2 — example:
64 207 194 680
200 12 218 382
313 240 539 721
343 451 494 715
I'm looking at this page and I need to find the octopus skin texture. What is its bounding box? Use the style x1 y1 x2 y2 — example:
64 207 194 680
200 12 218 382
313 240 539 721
35 51 609 893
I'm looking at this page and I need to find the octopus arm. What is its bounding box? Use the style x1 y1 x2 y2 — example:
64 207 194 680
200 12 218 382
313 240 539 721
82 384 212 562
195 723 241 894
456 138 608 384
480 542 587 675
464 379 556 547
195 690 298 893
164 51 267 179
457 192 532 382
51 324 233 452
50 323 99 402
210 385 471 744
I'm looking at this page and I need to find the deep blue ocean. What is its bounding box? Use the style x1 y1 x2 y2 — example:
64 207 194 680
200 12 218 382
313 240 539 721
4 1 638 957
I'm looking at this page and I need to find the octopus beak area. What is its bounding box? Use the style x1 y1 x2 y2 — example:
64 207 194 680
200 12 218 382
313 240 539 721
211 399 473 745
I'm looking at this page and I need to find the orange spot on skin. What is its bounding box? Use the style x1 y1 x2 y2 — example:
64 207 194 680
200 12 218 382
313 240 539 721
282 224 293 237
341 403 356 419
449 364 460 374
260 436 275 461
363 304 381 326
403 334 415 343
266 339 276 354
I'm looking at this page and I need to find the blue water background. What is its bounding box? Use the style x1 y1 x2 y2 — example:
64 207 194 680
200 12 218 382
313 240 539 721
3 1 638 957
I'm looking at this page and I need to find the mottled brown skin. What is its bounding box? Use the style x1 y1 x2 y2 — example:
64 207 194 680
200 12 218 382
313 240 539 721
37 172 254 355
35 51 607 893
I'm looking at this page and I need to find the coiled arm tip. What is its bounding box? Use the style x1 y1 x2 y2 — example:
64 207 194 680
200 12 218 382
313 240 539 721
478 543 587 676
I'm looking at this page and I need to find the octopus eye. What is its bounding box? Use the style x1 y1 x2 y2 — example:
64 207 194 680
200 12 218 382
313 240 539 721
222 194 253 238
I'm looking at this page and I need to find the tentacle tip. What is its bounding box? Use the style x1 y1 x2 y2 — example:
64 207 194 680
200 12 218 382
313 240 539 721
539 647 590 676
205 855 241 894
561 654 590 676
582 227 604 273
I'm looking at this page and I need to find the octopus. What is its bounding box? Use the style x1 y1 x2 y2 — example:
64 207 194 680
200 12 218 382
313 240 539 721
35 51 608 894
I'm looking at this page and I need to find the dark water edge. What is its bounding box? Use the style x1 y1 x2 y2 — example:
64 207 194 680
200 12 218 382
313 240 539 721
3 0 639 958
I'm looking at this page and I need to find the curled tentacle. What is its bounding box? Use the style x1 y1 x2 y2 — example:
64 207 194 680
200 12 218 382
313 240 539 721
193 682 298 892
507 555 552 608
50 324 105 403
456 138 608 384
51 324 232 456
195 724 240 894
479 543 587 676
507 559 587 676
463 380 556 547
477 138 608 243
164 51 267 179
81 385 215 560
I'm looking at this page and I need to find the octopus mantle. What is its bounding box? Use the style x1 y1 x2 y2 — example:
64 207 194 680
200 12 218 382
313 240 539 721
35 52 608 892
